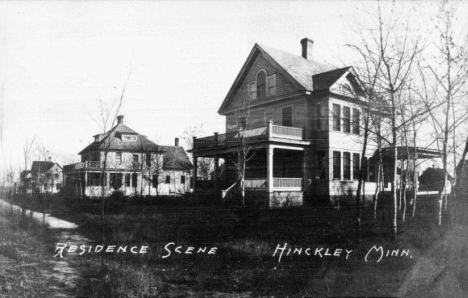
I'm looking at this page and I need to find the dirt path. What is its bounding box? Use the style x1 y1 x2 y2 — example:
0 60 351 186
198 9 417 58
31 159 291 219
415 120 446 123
0 199 93 297
397 198 468 297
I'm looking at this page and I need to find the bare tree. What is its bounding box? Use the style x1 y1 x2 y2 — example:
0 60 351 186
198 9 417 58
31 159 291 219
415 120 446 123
90 75 130 243
22 136 36 172
183 124 214 180
349 1 425 239
418 1 468 225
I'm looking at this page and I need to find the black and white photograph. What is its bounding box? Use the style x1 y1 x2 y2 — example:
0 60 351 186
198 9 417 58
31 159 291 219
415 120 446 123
1 0 468 297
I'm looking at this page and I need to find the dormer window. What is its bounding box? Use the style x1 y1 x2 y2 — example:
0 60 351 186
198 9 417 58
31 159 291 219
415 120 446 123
122 135 137 142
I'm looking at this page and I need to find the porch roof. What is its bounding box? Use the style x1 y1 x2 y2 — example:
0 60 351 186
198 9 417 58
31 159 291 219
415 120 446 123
369 147 440 161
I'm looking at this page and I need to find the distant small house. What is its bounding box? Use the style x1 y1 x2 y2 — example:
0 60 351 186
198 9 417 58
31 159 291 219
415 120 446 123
419 166 452 193
63 115 192 198
30 160 63 194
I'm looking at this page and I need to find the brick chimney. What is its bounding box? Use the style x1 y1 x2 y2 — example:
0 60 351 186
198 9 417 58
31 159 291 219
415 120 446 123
300 38 314 60
117 115 124 125
175 138 179 146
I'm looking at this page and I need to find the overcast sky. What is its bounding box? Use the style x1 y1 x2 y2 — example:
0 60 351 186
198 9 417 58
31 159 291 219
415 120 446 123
1 1 467 174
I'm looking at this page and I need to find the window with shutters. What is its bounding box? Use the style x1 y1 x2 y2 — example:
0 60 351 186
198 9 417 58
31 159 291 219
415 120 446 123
249 70 275 100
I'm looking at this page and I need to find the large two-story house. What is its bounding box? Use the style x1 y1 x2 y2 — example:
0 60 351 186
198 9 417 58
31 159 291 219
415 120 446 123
63 115 192 197
191 38 378 207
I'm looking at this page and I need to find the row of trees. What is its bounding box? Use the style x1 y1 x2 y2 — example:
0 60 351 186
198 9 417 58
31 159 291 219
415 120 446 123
348 0 468 239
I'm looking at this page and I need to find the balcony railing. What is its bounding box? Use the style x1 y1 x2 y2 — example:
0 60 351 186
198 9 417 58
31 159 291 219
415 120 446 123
193 122 304 151
271 125 303 139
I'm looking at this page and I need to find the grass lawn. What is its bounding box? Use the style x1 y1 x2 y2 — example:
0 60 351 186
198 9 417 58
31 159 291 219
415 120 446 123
9 193 449 297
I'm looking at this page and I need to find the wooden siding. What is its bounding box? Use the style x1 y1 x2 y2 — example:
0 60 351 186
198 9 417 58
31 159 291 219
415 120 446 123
224 53 299 113
226 97 307 133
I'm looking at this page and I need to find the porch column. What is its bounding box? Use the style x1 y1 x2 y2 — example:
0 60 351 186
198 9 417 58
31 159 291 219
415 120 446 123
267 145 274 192
214 155 219 191
267 120 273 139
84 172 88 188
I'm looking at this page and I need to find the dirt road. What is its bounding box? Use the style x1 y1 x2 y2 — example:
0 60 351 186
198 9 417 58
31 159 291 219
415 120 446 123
397 198 468 297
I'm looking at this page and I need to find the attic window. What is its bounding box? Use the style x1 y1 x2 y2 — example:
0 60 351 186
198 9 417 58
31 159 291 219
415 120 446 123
122 135 137 142
249 71 276 100
267 74 276 96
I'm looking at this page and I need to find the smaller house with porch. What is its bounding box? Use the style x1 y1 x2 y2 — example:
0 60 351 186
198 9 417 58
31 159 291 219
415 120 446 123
30 160 63 194
63 115 192 198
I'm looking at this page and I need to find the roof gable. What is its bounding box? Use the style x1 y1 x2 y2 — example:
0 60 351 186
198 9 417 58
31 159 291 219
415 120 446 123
161 146 192 171
218 43 358 114
31 161 61 175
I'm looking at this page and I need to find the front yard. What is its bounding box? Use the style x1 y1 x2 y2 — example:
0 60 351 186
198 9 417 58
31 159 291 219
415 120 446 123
4 193 451 297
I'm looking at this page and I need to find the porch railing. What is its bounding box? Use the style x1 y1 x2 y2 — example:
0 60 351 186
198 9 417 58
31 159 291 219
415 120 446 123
244 179 267 188
70 161 141 171
273 178 302 189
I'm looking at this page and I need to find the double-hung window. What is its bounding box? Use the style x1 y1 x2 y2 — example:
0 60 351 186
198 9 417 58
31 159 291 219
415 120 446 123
333 104 341 131
333 151 341 180
352 108 360 135
343 106 351 133
343 152 351 180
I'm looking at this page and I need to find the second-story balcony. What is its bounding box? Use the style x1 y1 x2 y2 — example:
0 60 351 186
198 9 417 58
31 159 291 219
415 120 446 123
193 121 306 152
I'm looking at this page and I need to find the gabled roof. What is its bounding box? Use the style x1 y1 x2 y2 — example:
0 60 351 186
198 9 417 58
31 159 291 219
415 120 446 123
160 146 192 171
218 43 366 114
31 161 61 175
78 123 161 154
313 67 351 91
258 44 335 91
